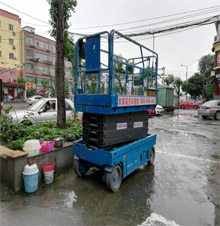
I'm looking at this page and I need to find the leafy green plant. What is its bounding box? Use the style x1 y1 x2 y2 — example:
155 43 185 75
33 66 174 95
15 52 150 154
0 108 82 150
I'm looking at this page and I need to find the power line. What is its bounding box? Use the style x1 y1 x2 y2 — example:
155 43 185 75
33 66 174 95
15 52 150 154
69 4 220 30
0 1 49 25
118 8 220 33
124 15 219 38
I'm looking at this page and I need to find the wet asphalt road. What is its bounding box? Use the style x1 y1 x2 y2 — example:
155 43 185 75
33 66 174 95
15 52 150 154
1 109 220 226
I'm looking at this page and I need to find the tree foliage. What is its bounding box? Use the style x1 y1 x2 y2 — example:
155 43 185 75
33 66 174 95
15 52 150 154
41 79 49 95
26 87 36 97
163 74 174 86
187 73 205 98
48 0 76 66
17 77 26 88
198 54 215 78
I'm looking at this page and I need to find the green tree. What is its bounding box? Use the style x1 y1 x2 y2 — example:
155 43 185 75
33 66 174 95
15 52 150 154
198 54 215 78
113 56 134 94
48 0 77 129
186 73 205 98
163 74 175 86
182 81 188 93
65 81 69 97
174 77 182 105
198 54 215 100
17 77 26 88
41 79 49 95
26 87 36 97
114 55 126 93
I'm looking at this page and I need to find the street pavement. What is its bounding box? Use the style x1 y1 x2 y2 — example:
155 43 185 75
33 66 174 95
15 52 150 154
0 109 220 226
3 102 29 110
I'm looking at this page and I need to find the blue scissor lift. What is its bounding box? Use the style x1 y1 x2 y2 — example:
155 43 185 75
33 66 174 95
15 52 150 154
73 30 158 192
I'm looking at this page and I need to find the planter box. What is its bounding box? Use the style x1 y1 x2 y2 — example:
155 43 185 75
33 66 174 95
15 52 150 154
0 143 74 192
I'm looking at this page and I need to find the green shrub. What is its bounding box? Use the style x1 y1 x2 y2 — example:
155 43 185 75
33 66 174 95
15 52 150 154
0 107 82 150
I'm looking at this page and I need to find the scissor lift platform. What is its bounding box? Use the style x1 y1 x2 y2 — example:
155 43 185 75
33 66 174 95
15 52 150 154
73 30 158 192
73 134 156 192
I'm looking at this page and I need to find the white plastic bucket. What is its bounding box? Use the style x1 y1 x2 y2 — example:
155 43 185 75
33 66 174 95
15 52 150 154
23 140 41 156
23 163 39 193
43 170 54 184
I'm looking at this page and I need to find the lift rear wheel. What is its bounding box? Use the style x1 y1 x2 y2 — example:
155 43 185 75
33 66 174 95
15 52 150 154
106 165 122 192
148 146 155 165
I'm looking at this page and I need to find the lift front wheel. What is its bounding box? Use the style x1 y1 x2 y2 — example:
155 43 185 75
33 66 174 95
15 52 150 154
148 146 155 165
106 165 122 192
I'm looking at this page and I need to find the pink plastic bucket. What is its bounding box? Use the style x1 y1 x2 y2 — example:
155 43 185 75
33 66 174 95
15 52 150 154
40 141 55 152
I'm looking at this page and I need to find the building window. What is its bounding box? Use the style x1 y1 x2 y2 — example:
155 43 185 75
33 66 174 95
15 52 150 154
26 63 33 71
10 72 15 78
26 49 33 57
26 76 35 83
0 70 3 77
25 36 33 45
9 53 14 59
9 24 13 31
9 39 14 45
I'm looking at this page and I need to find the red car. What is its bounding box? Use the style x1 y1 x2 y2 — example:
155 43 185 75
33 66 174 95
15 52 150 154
179 100 200 109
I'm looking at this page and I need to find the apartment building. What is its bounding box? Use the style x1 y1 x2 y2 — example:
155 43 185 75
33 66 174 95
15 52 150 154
0 9 23 101
212 21 220 98
21 26 73 96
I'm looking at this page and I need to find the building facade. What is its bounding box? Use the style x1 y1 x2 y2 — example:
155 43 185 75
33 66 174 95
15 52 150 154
0 9 23 101
212 21 220 99
21 26 73 98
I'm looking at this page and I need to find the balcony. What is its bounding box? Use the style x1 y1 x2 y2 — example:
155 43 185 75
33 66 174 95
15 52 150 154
43 60 53 65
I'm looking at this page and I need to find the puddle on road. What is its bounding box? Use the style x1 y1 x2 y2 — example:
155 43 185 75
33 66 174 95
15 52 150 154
138 213 180 226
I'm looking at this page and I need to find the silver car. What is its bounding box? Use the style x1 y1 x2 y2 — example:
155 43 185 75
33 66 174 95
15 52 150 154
198 100 220 120
27 95 43 105
10 98 82 125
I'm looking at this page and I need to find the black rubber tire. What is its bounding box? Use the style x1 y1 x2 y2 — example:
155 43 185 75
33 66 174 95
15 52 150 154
194 105 198 109
202 116 208 119
74 159 84 177
148 146 155 165
181 105 185 109
106 165 122 192
214 111 220 120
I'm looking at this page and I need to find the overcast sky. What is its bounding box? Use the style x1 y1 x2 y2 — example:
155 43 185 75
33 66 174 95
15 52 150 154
1 0 220 81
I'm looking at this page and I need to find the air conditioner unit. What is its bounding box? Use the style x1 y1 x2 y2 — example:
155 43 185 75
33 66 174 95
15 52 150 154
12 31 16 36
30 44 34 48
46 49 50 52
214 35 220 43
13 57 17 60
13 45 16 49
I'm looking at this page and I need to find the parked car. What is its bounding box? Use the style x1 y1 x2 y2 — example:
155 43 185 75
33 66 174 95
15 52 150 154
10 98 82 125
198 100 220 120
27 95 43 105
147 105 164 116
179 100 200 109
155 105 164 115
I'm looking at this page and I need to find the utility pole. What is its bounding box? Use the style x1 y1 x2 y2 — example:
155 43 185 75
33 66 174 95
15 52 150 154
181 64 188 100
56 0 66 128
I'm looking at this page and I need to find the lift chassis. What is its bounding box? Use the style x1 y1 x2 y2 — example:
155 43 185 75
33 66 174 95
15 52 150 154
73 30 158 192
73 134 156 192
